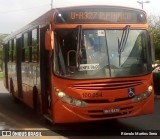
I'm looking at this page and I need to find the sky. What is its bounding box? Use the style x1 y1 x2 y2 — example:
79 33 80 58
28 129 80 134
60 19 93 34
0 0 160 34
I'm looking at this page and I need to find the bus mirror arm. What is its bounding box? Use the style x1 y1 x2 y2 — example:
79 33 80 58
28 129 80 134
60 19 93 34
45 30 54 50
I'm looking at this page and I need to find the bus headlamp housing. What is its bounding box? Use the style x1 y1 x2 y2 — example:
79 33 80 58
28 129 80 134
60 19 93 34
55 88 88 107
132 86 152 103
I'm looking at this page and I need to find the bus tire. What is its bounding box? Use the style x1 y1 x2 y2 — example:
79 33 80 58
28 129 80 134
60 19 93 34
9 79 13 94
33 86 41 114
10 79 19 103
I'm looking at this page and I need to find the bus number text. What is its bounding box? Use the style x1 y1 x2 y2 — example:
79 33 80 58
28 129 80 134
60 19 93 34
82 92 102 98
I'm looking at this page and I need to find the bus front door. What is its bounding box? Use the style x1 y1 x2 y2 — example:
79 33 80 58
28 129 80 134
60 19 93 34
40 26 53 119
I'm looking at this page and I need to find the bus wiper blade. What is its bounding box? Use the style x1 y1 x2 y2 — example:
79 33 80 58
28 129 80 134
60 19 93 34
118 25 130 66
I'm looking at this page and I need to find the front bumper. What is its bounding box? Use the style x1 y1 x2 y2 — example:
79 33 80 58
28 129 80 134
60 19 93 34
53 92 154 123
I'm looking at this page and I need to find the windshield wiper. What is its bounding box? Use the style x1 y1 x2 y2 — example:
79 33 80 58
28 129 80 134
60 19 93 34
118 25 130 66
105 30 112 77
77 25 82 68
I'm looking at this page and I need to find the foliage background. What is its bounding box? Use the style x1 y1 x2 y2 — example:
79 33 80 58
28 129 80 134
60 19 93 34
0 34 8 71
148 15 160 62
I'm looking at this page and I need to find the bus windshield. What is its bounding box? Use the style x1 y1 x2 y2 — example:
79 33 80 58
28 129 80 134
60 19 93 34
54 29 152 79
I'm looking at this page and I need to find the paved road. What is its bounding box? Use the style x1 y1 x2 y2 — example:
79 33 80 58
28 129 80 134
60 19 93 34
0 80 160 139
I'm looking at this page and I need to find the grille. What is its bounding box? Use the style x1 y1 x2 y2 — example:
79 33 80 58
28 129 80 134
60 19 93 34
73 80 142 90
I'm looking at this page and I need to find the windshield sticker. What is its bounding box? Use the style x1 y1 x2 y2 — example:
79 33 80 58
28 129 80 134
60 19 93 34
97 30 105 36
79 64 100 71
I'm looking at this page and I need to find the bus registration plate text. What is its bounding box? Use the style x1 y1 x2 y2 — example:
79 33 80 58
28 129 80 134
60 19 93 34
103 108 120 114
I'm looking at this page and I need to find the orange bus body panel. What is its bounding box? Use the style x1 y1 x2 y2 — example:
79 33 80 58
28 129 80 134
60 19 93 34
51 74 154 123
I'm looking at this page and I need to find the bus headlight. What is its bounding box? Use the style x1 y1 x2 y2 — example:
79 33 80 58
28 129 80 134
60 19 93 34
132 86 152 103
55 89 88 107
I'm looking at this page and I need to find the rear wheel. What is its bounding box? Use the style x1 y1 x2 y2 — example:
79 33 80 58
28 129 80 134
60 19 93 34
10 79 19 103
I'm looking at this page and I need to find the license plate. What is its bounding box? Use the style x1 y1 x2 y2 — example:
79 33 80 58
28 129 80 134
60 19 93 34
103 108 120 114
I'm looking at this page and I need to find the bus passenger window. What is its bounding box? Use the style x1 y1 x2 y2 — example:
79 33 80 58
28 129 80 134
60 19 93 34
23 33 29 62
31 29 39 62
13 39 16 62
9 40 13 62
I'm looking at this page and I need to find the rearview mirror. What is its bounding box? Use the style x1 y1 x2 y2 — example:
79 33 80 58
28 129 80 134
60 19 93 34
152 64 160 72
45 30 54 50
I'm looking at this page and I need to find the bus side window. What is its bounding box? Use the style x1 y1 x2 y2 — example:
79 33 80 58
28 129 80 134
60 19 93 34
31 29 39 62
13 39 16 62
6 42 9 62
23 32 30 62
9 40 13 62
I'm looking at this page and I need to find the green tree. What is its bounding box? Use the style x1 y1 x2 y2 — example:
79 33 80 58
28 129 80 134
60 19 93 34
0 34 8 71
0 48 2 71
148 15 160 61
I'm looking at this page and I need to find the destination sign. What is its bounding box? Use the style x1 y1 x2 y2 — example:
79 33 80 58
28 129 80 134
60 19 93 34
55 7 147 24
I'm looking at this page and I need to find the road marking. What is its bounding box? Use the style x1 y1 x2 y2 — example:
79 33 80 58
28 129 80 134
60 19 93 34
0 112 22 129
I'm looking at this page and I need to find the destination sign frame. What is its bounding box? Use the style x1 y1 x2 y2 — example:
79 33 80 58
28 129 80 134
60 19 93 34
55 7 147 24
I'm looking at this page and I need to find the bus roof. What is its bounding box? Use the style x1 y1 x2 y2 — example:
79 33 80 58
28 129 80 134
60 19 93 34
4 9 54 42
4 5 146 42
56 5 145 12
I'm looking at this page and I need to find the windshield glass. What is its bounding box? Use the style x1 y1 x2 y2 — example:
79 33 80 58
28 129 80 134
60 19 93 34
54 29 152 79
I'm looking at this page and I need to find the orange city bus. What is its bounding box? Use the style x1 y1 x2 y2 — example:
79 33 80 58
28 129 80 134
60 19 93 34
3 5 155 123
